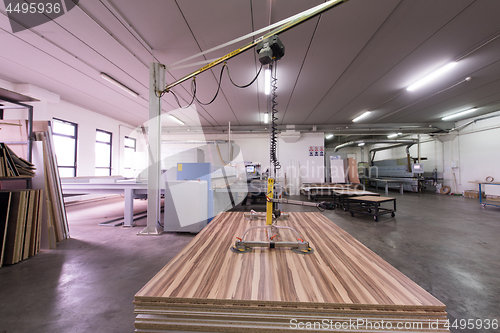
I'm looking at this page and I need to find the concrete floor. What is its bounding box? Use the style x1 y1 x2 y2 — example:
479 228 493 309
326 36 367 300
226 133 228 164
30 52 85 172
0 191 499 333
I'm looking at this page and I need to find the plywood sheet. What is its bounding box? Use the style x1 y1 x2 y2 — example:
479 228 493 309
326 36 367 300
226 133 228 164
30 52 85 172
135 212 448 332
350 196 396 202
347 157 360 183
333 189 380 196
0 192 12 266
137 212 441 306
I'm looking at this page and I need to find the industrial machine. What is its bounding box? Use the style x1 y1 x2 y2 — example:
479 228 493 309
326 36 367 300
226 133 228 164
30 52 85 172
227 36 335 254
230 36 313 254
164 162 248 232
364 158 425 193
163 163 212 233
244 163 261 180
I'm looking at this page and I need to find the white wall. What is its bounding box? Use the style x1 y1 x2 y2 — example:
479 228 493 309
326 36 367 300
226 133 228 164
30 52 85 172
454 112 500 196
366 111 500 196
0 79 140 177
47 101 140 177
277 133 325 194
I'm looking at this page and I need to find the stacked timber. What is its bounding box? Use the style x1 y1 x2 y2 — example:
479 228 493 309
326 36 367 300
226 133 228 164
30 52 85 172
35 131 69 245
135 212 449 332
0 143 36 177
0 189 43 266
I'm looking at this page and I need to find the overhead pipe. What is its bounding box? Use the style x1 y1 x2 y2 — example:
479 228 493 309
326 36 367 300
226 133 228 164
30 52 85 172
366 141 417 167
334 139 418 152
159 124 439 135
405 145 412 172
448 112 500 132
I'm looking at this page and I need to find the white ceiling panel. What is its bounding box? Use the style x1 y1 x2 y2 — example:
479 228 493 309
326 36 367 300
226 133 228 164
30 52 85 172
279 0 400 125
1 0 500 141
304 0 477 124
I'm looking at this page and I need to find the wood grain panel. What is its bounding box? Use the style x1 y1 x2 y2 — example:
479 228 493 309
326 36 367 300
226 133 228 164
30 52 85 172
137 212 442 307
135 212 448 332
349 195 396 202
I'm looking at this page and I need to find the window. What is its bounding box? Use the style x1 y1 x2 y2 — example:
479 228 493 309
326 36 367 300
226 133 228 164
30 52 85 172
95 129 112 176
52 118 78 177
123 136 136 178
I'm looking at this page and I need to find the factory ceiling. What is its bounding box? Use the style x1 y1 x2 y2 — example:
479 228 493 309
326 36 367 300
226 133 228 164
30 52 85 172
1 0 500 142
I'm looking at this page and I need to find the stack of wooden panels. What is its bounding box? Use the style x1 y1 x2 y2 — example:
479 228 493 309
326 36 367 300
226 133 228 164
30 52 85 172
135 212 448 332
0 189 43 266
35 131 69 245
0 143 36 177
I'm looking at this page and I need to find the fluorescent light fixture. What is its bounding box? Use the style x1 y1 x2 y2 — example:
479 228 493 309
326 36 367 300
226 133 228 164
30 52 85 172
264 69 271 95
169 114 185 125
352 111 371 123
100 73 139 97
442 107 477 121
358 142 365 146
264 112 269 124
325 134 334 139
387 132 402 139
406 62 458 92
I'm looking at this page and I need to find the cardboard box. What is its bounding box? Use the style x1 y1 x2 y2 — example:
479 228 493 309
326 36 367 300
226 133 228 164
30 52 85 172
486 195 500 202
463 190 485 199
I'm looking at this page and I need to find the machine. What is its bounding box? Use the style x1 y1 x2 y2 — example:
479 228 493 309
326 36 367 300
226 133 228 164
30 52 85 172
228 36 335 255
364 158 425 193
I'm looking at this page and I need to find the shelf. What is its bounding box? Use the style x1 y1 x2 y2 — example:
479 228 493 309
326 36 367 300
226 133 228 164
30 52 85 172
481 200 500 208
0 177 33 180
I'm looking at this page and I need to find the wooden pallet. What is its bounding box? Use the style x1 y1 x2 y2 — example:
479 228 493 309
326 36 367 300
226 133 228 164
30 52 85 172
135 212 448 332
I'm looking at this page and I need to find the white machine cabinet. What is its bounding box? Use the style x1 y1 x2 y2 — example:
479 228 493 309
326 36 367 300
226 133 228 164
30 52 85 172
163 180 208 233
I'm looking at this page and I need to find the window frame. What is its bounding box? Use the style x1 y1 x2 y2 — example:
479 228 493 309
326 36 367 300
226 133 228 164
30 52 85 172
95 129 113 176
52 118 78 177
123 136 136 175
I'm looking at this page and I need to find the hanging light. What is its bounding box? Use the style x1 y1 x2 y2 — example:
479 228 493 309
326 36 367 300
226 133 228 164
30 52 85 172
264 112 269 124
100 73 139 97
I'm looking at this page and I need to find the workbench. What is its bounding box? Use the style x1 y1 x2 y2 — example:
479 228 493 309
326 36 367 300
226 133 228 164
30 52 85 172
363 177 405 194
468 181 500 209
134 212 448 332
347 195 396 222
332 188 380 211
300 182 362 200
61 181 153 227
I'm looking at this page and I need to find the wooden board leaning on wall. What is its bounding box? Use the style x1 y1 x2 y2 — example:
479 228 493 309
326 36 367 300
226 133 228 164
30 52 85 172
0 189 43 266
35 130 69 244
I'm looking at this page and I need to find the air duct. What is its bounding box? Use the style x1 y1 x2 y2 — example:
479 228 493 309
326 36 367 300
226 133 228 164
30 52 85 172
280 125 301 143
334 139 418 152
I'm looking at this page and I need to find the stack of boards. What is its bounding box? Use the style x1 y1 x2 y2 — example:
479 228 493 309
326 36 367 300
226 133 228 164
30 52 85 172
0 143 36 177
135 212 449 332
0 190 43 266
35 131 69 245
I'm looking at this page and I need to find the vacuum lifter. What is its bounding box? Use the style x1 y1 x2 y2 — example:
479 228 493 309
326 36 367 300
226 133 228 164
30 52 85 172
160 0 350 252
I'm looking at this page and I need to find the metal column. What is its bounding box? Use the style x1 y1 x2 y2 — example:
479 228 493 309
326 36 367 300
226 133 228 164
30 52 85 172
139 63 165 235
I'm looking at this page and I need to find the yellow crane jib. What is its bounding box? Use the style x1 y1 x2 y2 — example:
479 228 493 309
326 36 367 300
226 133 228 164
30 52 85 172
266 178 275 226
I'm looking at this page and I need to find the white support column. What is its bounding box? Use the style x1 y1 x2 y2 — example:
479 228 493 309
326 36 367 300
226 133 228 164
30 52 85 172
139 62 165 235
123 188 134 227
